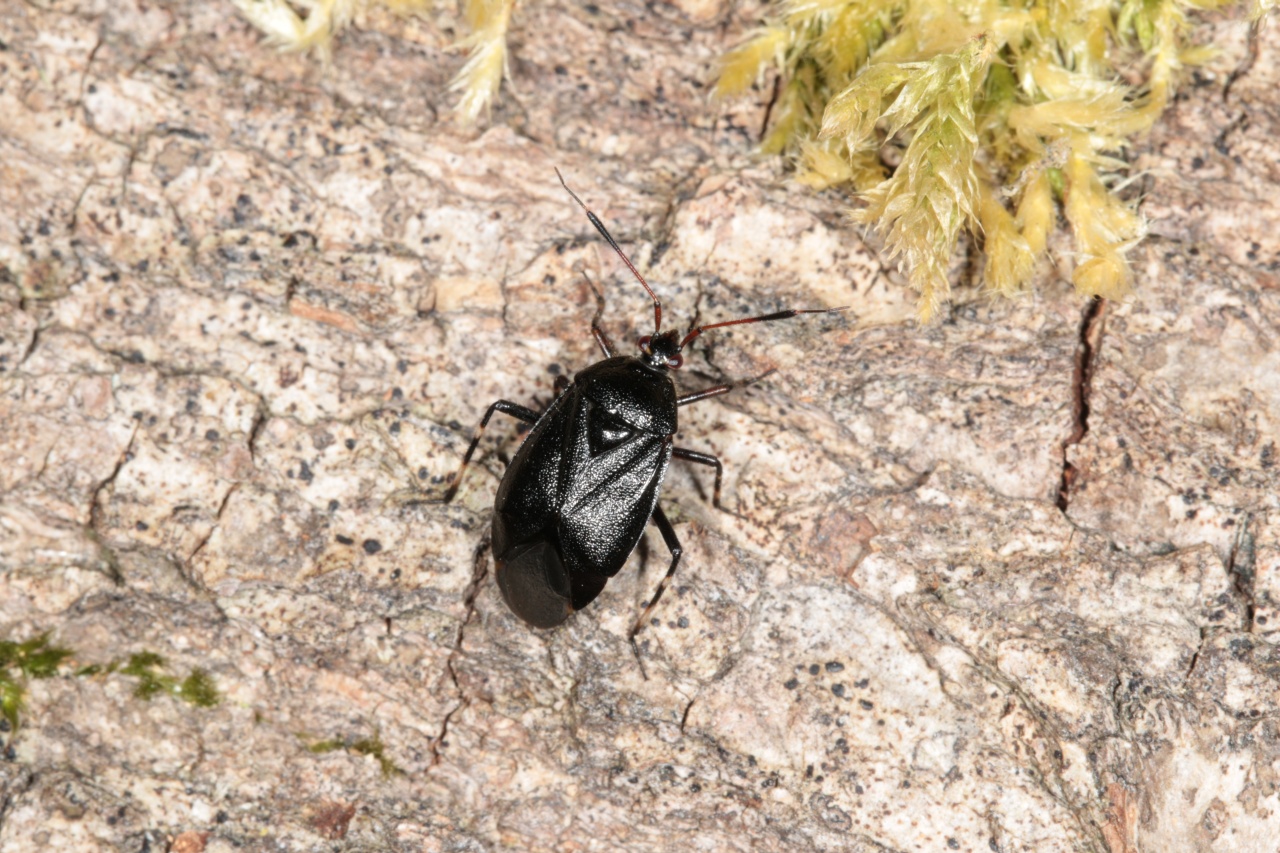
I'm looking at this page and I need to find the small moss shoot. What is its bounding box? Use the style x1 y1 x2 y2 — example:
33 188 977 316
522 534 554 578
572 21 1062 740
718 0 1270 319
120 651 172 700
117 652 222 707
302 732 404 777
306 736 348 754
352 735 404 777
180 669 222 708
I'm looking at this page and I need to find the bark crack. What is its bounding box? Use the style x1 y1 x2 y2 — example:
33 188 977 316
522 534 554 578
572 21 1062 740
245 405 269 464
1057 297 1107 512
1224 16 1263 104
1185 627 1208 680
428 537 490 768
187 482 240 566
1226 514 1257 632
679 697 696 733
88 421 140 534
17 324 41 368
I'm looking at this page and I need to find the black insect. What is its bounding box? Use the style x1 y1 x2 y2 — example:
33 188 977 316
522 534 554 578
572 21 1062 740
436 170 845 653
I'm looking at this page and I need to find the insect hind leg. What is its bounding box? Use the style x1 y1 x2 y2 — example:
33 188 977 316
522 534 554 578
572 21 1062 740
628 504 683 675
433 400 539 503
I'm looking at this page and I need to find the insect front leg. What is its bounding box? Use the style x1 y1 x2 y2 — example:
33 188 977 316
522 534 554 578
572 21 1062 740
575 267 615 358
591 323 616 358
434 400 539 503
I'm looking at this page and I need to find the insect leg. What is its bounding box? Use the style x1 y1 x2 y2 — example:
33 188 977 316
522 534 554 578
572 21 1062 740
434 400 539 503
579 268 615 357
628 504 683 646
592 324 616 358
676 384 732 407
676 368 777 407
672 446 726 511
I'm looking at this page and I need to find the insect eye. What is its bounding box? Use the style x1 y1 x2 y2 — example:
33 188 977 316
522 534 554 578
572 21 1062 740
638 336 652 355
667 353 683 369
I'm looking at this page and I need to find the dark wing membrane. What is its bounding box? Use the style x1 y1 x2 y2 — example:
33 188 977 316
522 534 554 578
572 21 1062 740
491 386 575 557
558 396 672 581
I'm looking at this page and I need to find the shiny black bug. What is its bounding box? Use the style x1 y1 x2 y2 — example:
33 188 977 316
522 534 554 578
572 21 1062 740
436 170 846 652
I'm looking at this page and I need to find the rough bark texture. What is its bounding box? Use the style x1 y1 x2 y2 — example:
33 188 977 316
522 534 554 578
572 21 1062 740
2 1 1278 851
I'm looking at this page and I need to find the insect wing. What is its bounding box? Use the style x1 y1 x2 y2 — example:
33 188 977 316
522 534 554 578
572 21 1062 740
558 397 672 582
492 387 574 557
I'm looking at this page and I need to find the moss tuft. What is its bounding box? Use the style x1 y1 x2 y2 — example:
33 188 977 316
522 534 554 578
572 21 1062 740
121 652 172 700
179 669 222 708
717 0 1267 318
230 0 511 121
0 633 74 679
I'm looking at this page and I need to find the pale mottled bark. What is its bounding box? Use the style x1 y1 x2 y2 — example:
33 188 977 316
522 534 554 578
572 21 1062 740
1 2 1277 851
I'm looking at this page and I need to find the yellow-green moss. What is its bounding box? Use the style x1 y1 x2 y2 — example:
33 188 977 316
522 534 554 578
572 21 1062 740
230 1 1271 317
230 0 511 121
717 0 1260 319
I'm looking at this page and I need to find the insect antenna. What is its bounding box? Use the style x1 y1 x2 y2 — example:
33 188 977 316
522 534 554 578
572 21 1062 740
679 306 850 350
556 167 664 334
